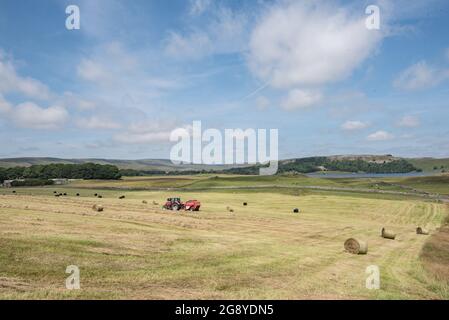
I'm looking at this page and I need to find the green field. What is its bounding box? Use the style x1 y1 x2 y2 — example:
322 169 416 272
408 158 449 173
57 173 449 197
0 174 448 299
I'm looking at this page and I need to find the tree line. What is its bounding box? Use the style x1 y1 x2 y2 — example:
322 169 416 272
220 157 420 175
0 163 122 183
0 158 420 182
114 158 420 176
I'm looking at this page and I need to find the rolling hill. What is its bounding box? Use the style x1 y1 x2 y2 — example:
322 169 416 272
0 155 448 173
407 158 449 173
0 157 246 172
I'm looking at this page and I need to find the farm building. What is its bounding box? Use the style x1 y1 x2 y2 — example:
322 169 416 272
51 178 69 185
3 179 24 188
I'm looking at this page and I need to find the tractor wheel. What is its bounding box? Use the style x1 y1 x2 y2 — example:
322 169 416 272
172 205 179 211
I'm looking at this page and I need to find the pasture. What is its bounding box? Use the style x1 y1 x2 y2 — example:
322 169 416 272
1 175 448 299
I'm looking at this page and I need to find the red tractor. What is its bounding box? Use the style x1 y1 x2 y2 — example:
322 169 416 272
162 198 201 211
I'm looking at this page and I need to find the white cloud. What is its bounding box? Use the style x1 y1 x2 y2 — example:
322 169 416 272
0 55 51 100
61 92 97 110
77 58 110 82
127 119 178 134
400 133 414 139
0 94 12 113
165 7 247 59
248 2 384 89
77 42 180 100
397 115 420 127
76 116 122 130
76 99 96 110
255 95 270 110
189 0 211 16
341 120 369 131
114 120 186 144
165 32 212 59
114 131 172 144
367 130 394 141
11 102 68 129
394 61 435 90
393 60 449 91
77 0 131 39
77 42 139 84
281 89 322 110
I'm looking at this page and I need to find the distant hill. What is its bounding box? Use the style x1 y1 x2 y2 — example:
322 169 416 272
223 155 420 175
0 155 448 173
327 154 400 163
283 155 449 173
407 158 449 173
0 157 246 172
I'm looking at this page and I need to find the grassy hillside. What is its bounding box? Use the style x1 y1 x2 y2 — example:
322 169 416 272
408 158 449 173
384 175 449 195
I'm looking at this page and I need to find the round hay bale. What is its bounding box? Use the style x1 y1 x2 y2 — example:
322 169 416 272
94 193 98 197
229 209 234 213
92 204 103 212
63 193 67 196
344 238 368 255
416 227 429 235
97 195 103 198
76 193 80 196
381 227 396 240
12 190 16 194
142 200 148 204
243 202 247 206
53 191 57 194
119 195 125 199
293 208 300 213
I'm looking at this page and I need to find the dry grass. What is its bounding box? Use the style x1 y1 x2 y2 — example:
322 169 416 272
421 211 449 285
0 190 448 299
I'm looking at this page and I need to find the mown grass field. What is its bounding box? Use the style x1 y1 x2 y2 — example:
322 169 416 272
1 174 448 300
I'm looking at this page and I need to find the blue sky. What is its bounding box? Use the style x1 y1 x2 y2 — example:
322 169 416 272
0 0 448 160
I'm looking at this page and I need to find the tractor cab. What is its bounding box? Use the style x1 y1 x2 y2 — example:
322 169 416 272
163 197 184 210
